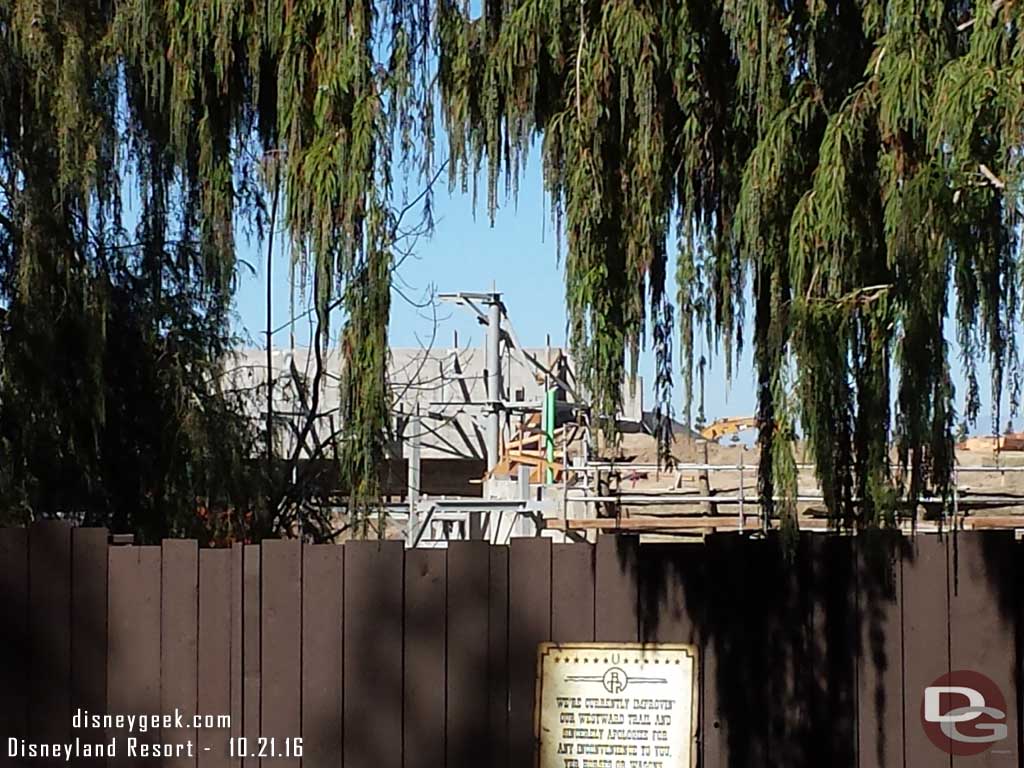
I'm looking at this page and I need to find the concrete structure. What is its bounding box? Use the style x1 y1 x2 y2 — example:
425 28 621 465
221 288 653 545
225 343 643 465
222 332 645 545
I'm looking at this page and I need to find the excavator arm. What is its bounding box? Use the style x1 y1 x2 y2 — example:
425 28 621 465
699 416 758 441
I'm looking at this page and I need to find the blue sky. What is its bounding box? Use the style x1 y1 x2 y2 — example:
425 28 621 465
231 152 1016 435
231 153 760 425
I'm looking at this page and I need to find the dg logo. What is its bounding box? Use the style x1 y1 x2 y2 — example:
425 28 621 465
921 670 1008 756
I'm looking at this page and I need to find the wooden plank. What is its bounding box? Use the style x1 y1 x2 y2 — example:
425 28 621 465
697 534 727 768
638 542 704 766
0 527 28 768
856 531 904 768
302 544 344 768
962 516 1024 529
548 517 749 531
552 514 1024 533
699 533 773 768
344 541 404 768
551 543 595 642
949 532 1019 766
198 548 233 768
499 452 564 465
508 537 551 768
595 535 639 641
29 520 72 763
162 539 199 768
230 544 243 768
447 541 491 768
261 539 302 766
72 527 109 740
638 543 700 646
108 546 162 767
488 545 510 768
902 534 952 768
812 535 857 767
404 549 446 768
773 534 814 766
242 545 261 768
736 534 855 766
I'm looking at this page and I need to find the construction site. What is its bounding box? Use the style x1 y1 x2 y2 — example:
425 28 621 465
222 289 1024 547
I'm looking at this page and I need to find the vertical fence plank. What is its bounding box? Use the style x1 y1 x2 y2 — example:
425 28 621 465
302 544 344 768
0 527 28 768
949 531 1019 767
230 544 243 768
638 543 704 768
72 527 109 752
242 545 261 768
69 527 110 762
29 520 72 764
261 540 302 766
109 546 162 767
772 535 821 767
404 549 446 768
856 531 903 768
447 541 490 768
812 535 858 767
700 569 724 768
595 535 639 641
700 534 773 768
903 534 952 768
638 543 699 645
509 538 551 768
488 545 510 768
551 543 595 643
162 540 199 768
344 541 404 768
199 548 233 768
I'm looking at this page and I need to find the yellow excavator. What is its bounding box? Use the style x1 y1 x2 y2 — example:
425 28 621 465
699 416 758 441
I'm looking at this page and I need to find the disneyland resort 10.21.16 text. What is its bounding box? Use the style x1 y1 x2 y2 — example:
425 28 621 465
8 708 303 760
7 736 304 759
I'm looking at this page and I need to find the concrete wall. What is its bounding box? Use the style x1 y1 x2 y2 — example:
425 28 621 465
225 346 643 462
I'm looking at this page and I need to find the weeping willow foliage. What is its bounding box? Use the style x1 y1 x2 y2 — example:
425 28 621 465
2 0 1023 534
0 0 433 535
440 0 1024 530
0 0 264 539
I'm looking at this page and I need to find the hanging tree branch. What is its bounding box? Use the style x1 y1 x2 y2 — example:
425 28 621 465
3 0 1024 538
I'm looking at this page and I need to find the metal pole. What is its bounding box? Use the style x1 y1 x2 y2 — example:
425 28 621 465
697 440 713 514
545 388 557 483
562 426 569 520
406 404 421 548
952 466 959 529
485 294 502 473
762 471 770 535
517 465 531 538
739 451 745 532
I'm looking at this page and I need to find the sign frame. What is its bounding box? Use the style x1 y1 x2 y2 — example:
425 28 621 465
533 642 700 768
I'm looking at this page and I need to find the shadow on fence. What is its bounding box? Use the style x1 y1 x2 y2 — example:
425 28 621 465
0 522 1020 768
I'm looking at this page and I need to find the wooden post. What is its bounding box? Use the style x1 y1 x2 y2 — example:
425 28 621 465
698 439 717 515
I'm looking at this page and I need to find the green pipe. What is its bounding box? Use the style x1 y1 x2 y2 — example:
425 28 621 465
545 388 556 483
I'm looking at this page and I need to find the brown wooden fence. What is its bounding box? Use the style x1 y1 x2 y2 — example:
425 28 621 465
0 522 1020 768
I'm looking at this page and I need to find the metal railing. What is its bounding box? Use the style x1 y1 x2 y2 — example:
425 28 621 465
564 460 1024 533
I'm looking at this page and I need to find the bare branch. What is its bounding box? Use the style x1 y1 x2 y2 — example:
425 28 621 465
979 163 1006 190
